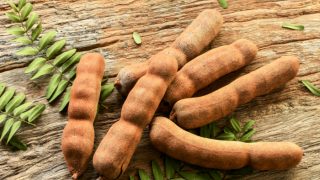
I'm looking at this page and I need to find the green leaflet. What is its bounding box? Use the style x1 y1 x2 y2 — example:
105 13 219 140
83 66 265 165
242 120 255 133
18 0 26 10
26 12 38 30
7 26 25 36
59 87 71 112
0 114 7 124
16 47 39 56
5 12 20 22
8 1 19 12
38 31 57 50
5 93 26 113
31 23 42 41
25 57 46 73
0 88 15 110
46 39 66 59
49 79 69 103
0 118 14 141
218 0 228 9
60 52 82 72
7 121 21 144
129 175 135 180
20 3 32 20
165 156 180 179
46 74 62 99
138 169 150 180
301 80 320 96
282 23 304 31
100 83 114 102
13 102 33 116
217 132 236 141
31 64 54 80
13 36 32 45
200 124 211 138
27 104 46 123
53 49 76 66
8 136 27 151
132 32 142 45
211 123 221 138
67 67 77 80
230 117 241 132
240 129 255 142
152 160 164 180
0 83 5 95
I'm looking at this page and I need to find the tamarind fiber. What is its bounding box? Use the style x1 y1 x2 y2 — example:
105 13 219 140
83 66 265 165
164 39 258 105
61 53 105 179
150 117 303 170
115 9 223 96
170 56 300 129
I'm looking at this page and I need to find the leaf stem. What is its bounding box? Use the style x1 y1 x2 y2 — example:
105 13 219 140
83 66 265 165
0 110 36 127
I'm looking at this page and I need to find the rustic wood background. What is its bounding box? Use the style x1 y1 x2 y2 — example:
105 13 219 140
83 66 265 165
0 0 320 179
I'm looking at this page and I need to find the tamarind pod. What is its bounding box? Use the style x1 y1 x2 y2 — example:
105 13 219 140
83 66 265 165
170 56 300 129
115 9 223 96
61 53 105 179
150 117 303 170
93 48 180 179
164 39 258 105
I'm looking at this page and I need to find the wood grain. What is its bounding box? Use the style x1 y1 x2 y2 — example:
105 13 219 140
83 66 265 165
0 0 319 179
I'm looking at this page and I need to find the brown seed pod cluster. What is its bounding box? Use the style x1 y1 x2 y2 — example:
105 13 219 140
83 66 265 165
150 117 303 170
114 9 224 96
61 53 105 179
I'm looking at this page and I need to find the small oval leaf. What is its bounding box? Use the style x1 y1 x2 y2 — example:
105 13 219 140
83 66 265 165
0 114 7 125
27 104 46 123
230 117 241 133
31 22 42 41
49 79 69 103
46 74 62 99
13 102 33 116
18 0 26 10
242 120 255 133
67 67 76 80
282 23 304 31
6 12 20 22
8 1 19 12
20 2 32 20
59 87 71 112
0 88 16 110
165 156 180 179
301 80 320 96
138 169 150 180
240 129 256 142
0 83 5 96
0 118 14 141
129 175 135 180
152 160 164 180
217 132 236 141
100 83 114 102
53 49 76 66
31 64 54 80
132 32 142 45
8 136 27 150
39 31 57 50
7 26 25 36
46 39 66 59
61 52 82 72
218 0 228 9
7 121 21 144
16 47 39 56
5 93 26 113
25 57 46 73
26 12 38 30
12 36 32 45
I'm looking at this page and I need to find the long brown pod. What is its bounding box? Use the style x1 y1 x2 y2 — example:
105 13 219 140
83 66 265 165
115 9 223 96
170 56 300 129
61 53 105 179
164 39 258 105
150 117 303 170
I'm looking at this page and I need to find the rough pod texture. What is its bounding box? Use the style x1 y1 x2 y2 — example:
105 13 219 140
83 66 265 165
164 39 258 105
114 9 223 96
150 117 303 170
171 56 300 129
61 53 105 179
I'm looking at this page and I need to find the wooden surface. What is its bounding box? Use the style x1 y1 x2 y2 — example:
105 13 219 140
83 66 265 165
0 0 320 179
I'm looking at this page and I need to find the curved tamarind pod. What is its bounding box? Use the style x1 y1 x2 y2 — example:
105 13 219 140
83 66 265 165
93 48 181 179
170 56 300 129
150 117 303 170
61 53 105 179
164 39 258 105
115 9 223 96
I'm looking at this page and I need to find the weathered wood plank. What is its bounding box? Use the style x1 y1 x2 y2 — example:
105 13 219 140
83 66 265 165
0 0 319 179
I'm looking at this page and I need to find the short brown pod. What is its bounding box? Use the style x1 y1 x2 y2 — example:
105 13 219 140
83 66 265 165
61 53 105 179
115 9 223 97
150 117 303 170
170 56 300 129
164 39 258 105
